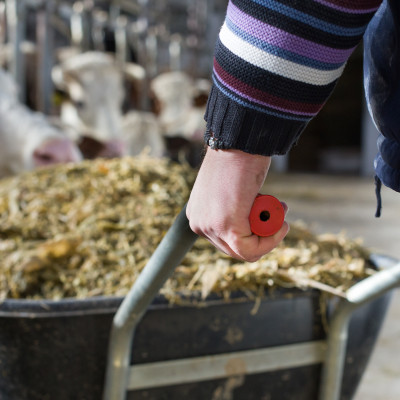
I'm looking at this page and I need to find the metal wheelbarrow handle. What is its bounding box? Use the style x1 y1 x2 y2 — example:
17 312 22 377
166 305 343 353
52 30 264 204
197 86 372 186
103 201 400 400
102 195 285 399
103 204 198 400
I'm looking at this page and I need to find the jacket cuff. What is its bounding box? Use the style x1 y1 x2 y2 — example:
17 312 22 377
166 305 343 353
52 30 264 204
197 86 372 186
204 85 308 156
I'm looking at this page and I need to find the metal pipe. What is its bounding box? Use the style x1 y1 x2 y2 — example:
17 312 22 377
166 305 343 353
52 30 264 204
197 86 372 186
102 205 198 400
36 1 55 114
91 8 107 52
145 27 158 78
169 33 182 71
71 1 88 50
5 0 26 102
319 262 400 400
0 3 7 68
0 2 6 45
115 15 128 65
109 0 121 23
318 299 354 400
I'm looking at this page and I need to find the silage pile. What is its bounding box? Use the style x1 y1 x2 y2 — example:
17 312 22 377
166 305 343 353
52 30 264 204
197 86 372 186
0 156 374 302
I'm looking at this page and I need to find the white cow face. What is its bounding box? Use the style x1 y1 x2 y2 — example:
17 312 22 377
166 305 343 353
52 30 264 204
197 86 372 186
62 66 125 143
52 51 146 158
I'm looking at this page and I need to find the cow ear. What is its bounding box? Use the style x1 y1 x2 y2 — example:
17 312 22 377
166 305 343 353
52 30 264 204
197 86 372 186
51 65 68 91
123 62 146 83
53 88 70 106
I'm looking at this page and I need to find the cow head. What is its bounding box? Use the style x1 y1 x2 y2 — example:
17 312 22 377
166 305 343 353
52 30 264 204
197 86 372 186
52 51 145 157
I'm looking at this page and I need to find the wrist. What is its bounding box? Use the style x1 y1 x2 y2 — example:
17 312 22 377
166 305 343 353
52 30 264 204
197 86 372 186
203 147 271 189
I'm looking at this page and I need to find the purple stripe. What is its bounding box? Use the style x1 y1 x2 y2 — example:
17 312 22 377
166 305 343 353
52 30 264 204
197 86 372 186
313 0 380 13
213 67 316 117
228 1 355 64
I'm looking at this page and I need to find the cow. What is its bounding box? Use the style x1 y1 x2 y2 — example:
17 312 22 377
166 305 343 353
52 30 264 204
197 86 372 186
51 50 165 159
121 110 165 158
150 70 211 166
0 68 82 178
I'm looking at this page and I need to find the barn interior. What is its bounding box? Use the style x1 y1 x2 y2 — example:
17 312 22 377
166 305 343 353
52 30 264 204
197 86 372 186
0 1 399 400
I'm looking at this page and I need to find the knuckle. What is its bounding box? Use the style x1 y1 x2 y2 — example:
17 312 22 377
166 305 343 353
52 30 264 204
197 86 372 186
247 254 262 263
188 220 203 236
226 230 243 247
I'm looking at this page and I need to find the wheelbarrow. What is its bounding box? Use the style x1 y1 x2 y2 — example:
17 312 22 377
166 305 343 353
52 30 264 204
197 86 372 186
0 206 399 400
102 205 400 400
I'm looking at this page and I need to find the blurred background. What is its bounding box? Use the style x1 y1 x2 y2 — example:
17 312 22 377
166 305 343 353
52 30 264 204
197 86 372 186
0 1 398 399
0 0 381 176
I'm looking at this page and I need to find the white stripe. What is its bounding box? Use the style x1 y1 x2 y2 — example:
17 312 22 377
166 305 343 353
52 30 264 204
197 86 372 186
127 340 326 390
219 22 345 86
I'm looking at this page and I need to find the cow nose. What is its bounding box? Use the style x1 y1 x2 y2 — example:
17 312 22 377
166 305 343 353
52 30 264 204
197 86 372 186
33 138 82 167
97 139 126 158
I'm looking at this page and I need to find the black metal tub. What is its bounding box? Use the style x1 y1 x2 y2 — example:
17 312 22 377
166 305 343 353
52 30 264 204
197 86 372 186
1 206 399 400
0 257 395 400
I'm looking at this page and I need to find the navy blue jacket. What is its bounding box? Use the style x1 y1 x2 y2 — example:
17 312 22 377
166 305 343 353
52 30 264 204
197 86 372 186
364 0 400 202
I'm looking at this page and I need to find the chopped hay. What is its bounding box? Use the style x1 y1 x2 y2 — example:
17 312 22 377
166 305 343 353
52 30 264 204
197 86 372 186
0 156 373 302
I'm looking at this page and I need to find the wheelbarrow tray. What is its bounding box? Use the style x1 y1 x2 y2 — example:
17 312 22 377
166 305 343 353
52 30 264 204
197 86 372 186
0 256 393 400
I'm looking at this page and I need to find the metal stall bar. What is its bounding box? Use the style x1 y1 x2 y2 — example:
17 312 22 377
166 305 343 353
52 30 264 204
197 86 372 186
0 3 6 45
36 0 55 114
5 0 26 102
114 15 128 65
70 1 91 51
319 261 400 400
102 205 198 400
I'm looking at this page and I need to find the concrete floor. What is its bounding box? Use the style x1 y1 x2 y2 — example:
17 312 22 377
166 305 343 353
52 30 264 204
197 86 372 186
265 173 400 400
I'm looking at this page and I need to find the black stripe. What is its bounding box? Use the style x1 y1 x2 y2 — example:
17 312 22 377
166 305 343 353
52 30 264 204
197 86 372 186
211 74 309 120
275 0 378 27
231 0 365 49
215 40 337 104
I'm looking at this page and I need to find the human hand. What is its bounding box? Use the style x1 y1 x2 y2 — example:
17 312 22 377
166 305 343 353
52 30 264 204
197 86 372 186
186 148 289 262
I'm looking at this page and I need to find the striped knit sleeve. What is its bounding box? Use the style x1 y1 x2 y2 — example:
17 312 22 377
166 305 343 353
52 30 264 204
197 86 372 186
204 0 383 156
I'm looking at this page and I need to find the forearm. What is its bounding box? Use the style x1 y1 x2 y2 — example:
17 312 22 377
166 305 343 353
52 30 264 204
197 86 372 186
205 0 383 156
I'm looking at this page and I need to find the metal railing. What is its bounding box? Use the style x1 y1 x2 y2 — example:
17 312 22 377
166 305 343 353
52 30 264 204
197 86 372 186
1 0 224 112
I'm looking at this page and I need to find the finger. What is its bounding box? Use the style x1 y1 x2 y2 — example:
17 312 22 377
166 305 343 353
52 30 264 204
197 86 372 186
204 229 248 261
190 224 247 261
234 221 290 262
214 235 247 261
256 221 290 253
188 211 290 262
